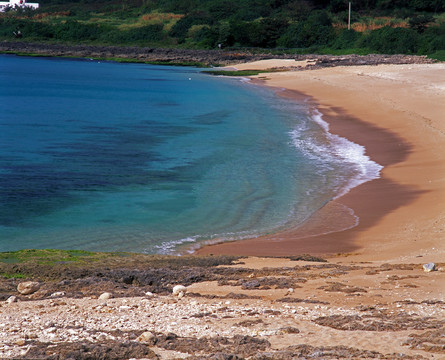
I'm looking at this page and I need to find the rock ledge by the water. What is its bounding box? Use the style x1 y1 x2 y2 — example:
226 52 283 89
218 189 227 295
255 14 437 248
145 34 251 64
0 41 436 67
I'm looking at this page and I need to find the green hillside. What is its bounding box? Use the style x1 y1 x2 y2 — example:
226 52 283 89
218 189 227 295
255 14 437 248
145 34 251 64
1 0 444 59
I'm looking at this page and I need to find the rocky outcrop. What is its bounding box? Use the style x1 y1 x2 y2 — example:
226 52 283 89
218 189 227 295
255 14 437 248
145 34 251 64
0 256 443 360
0 41 436 67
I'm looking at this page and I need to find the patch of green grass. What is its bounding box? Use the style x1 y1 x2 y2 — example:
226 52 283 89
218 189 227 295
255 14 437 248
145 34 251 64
0 249 241 271
0 272 26 279
0 249 104 265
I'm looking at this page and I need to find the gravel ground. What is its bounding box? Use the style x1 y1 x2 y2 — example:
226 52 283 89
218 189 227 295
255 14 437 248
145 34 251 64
0 256 443 359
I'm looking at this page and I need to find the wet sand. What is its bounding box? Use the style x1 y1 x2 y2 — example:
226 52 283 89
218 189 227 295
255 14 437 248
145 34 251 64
196 62 445 263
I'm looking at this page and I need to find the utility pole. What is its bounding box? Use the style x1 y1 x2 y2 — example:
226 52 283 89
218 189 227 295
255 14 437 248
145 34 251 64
348 2 351 30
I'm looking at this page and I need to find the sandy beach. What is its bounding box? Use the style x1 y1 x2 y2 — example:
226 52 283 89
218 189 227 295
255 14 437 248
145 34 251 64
197 60 445 264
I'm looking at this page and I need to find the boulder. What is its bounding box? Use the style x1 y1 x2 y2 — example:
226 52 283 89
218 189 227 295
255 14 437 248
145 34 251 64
137 331 156 344
98 292 113 300
17 281 40 295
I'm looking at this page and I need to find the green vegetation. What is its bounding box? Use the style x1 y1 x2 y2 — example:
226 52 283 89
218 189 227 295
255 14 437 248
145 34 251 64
0 272 26 279
0 248 240 267
429 49 445 60
0 249 242 281
0 0 444 56
0 248 102 265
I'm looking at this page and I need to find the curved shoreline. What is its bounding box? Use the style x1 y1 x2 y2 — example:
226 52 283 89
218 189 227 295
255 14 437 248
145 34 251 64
196 62 445 262
195 92 413 257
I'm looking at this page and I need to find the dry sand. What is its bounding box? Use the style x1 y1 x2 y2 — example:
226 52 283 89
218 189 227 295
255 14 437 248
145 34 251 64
197 61 445 265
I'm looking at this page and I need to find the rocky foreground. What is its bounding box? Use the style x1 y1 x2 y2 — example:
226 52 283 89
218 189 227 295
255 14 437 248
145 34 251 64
0 252 444 359
0 41 436 67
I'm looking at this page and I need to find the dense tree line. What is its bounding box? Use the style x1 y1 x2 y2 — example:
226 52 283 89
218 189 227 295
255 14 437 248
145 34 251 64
0 0 444 58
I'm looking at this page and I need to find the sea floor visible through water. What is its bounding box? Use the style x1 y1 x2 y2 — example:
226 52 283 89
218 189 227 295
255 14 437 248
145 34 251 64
0 55 381 254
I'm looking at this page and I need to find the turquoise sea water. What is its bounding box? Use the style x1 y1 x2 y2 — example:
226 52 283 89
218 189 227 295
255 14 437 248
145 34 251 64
0 55 382 254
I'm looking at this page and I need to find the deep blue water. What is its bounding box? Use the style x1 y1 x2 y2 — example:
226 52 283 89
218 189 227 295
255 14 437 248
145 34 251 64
0 55 382 253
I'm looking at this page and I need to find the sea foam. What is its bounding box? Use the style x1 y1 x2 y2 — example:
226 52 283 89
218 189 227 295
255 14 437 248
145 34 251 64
290 108 383 200
166 107 384 255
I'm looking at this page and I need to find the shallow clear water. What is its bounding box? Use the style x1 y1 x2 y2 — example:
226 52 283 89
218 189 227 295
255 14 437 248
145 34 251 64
0 55 381 253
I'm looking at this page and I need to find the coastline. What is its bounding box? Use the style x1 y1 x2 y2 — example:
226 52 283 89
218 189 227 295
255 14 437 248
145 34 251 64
0 41 435 67
196 61 445 263
1 57 445 360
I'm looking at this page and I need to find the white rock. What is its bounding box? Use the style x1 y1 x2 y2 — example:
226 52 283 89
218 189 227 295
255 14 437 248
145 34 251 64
98 292 113 300
145 291 154 297
17 281 40 295
137 331 155 343
50 291 66 297
285 288 294 296
172 285 187 297
423 263 436 272
5 296 17 304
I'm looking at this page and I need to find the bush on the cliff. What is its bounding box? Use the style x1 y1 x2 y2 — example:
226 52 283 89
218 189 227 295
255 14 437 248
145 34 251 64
359 26 421 54
418 22 445 53
0 17 54 39
169 11 214 43
190 26 219 48
54 20 104 41
331 28 363 49
277 10 334 48
122 24 165 43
